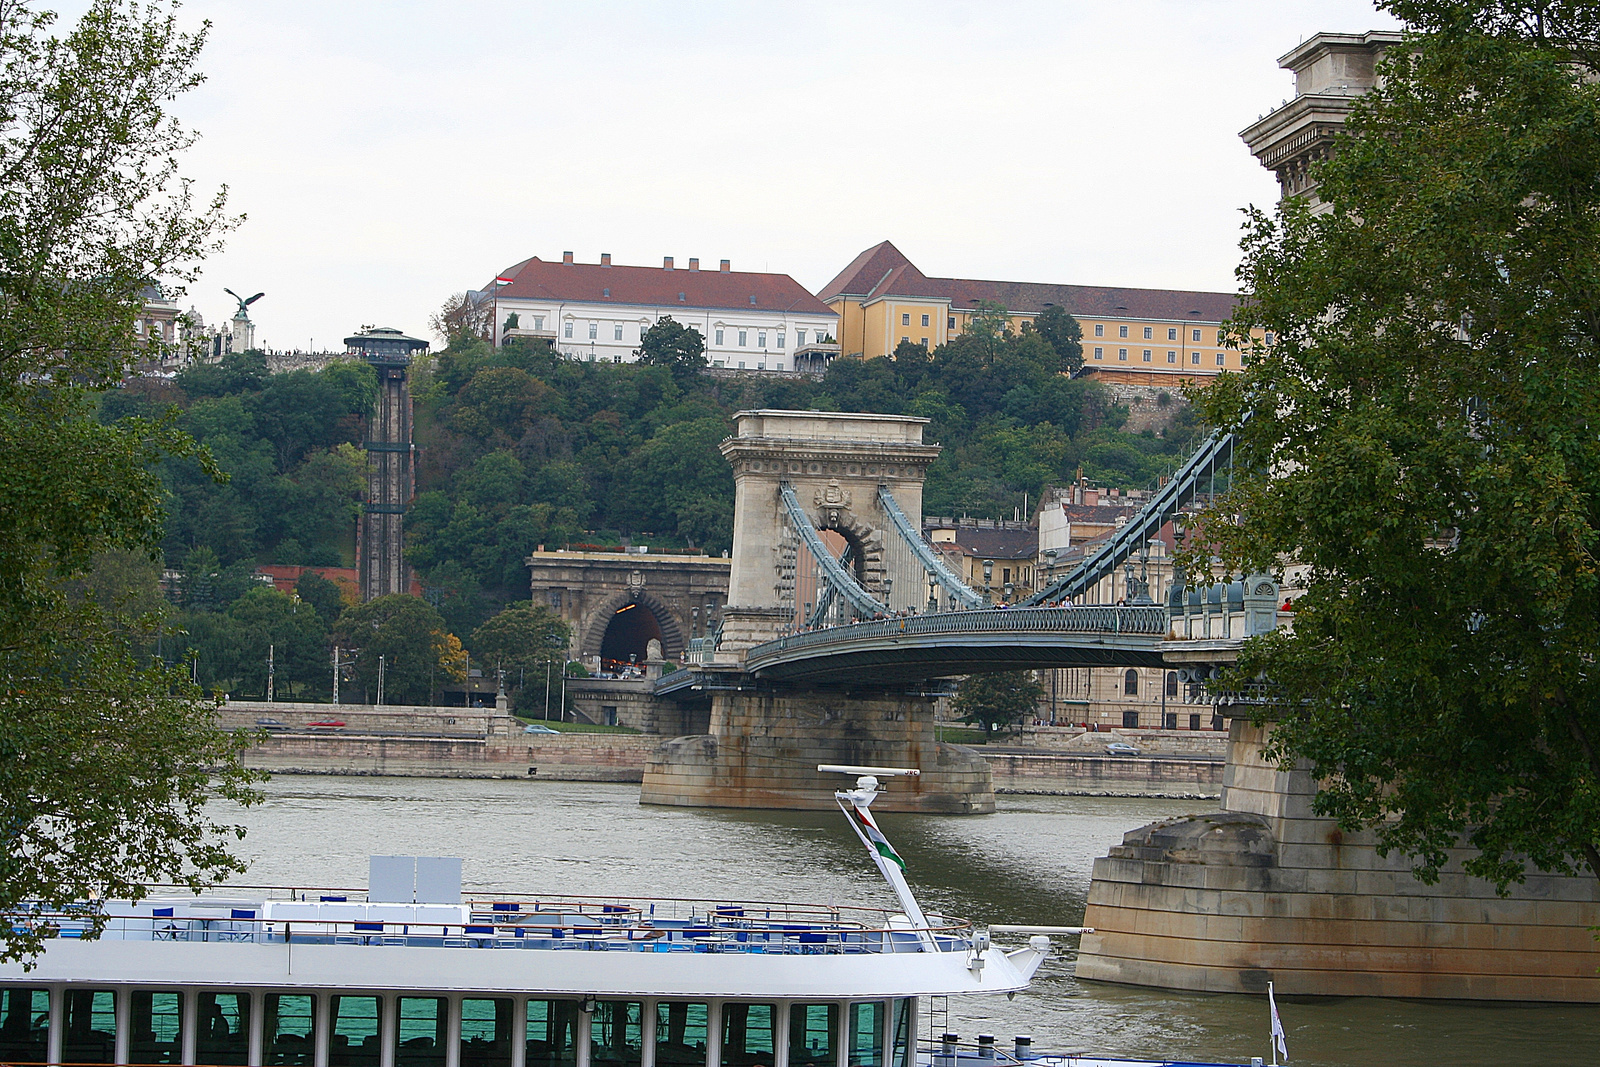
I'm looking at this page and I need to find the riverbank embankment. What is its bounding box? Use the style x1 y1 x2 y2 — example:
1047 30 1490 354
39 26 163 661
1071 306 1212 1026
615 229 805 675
223 701 1222 796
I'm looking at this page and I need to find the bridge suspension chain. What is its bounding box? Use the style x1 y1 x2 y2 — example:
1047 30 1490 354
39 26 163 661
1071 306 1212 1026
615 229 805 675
778 482 885 619
1021 427 1237 606
875 485 983 609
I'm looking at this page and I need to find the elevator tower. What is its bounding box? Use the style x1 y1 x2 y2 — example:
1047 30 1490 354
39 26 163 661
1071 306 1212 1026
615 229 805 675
346 326 429 601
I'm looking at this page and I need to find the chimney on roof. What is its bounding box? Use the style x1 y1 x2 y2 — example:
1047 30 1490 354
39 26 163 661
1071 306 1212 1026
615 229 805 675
563 251 574 265
600 253 611 267
688 258 699 271
663 256 674 270
719 259 731 272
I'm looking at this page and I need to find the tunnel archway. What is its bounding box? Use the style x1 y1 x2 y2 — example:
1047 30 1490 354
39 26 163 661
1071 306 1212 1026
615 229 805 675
599 601 666 673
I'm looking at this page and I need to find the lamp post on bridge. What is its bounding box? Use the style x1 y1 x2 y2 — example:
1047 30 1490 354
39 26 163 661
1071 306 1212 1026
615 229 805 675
982 559 995 606
883 577 893 614
928 577 939 615
1042 547 1059 599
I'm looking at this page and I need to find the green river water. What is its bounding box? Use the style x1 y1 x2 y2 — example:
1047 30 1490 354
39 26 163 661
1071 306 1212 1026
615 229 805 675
218 777 1600 1067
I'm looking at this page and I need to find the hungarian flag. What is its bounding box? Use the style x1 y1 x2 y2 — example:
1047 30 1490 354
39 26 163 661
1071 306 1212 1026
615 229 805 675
494 276 513 286
847 803 905 870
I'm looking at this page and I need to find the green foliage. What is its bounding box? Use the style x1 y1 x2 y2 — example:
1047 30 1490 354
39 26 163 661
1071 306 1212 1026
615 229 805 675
332 594 462 706
0 0 260 964
397 302 1192 618
295 571 349 628
469 601 570 671
1029 305 1085 372
954 671 1045 734
635 316 708 380
1200 2 1600 886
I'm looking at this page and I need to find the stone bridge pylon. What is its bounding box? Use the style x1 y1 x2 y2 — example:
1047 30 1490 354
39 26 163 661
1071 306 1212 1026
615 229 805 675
641 410 994 813
715 410 942 653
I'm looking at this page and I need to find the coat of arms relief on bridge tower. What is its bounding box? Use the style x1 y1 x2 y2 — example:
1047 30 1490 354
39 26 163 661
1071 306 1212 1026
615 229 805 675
814 479 853 529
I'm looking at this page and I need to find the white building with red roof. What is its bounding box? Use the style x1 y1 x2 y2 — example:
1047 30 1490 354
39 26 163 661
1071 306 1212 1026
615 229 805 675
484 252 838 372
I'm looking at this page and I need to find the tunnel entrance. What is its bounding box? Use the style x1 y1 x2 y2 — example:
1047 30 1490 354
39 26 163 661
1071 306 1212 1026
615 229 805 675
599 601 665 675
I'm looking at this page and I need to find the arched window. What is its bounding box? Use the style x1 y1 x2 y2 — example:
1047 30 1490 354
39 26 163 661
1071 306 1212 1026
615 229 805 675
1165 671 1179 698
1123 669 1139 696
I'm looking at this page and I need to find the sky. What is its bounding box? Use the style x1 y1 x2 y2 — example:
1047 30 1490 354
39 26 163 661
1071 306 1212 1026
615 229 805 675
72 0 1402 351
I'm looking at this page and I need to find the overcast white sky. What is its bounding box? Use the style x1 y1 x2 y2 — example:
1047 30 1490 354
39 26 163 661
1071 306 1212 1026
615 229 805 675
75 1 1403 350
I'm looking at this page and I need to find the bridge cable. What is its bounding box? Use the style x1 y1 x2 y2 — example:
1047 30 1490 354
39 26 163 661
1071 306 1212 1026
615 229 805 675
1020 426 1238 606
875 485 984 609
778 483 885 619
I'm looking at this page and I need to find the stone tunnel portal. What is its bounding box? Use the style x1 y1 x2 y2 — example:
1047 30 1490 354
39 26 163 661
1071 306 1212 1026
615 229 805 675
599 601 666 673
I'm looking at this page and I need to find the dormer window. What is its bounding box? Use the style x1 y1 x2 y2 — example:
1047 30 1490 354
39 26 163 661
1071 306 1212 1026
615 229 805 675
749 295 757 305
603 287 610 298
678 293 686 302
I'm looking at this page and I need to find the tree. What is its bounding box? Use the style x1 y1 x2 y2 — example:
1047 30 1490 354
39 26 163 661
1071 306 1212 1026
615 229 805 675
332 594 464 706
1030 305 1085 373
1198 2 1600 887
635 317 707 380
468 602 571 695
954 671 1044 735
296 571 350 628
0 0 257 963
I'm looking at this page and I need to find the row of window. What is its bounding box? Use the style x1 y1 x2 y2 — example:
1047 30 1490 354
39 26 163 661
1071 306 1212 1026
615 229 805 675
0 988 907 1067
1091 348 1229 366
1093 324 1225 344
552 320 817 350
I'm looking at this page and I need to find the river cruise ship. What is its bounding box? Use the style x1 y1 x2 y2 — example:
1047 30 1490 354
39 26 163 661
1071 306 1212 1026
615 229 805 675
0 771 1244 1067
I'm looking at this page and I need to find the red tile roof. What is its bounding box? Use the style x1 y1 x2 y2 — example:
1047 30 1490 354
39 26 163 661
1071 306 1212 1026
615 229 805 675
490 257 835 318
819 241 1237 323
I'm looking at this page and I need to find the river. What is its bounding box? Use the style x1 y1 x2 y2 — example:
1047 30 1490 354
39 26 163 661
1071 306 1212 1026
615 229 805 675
218 776 1600 1067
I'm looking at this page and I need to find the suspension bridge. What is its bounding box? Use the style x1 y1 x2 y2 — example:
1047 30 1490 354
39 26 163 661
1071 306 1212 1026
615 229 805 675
641 409 1272 813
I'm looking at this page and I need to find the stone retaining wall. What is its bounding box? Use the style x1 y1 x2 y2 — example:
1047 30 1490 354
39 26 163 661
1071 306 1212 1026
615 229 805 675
986 751 1222 796
641 689 993 813
1074 720 1600 1001
239 729 657 782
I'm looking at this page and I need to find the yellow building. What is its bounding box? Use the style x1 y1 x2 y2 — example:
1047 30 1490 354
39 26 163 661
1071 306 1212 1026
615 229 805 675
817 241 1246 386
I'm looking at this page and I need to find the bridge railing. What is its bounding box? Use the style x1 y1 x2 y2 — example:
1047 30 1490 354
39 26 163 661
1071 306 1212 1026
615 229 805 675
746 606 1167 664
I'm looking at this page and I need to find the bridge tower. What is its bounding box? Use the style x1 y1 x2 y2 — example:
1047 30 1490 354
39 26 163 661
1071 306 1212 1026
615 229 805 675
716 410 941 653
642 409 993 814
347 326 428 601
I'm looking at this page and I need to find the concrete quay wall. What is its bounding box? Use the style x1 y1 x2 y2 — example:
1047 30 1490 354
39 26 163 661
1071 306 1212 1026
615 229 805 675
1074 720 1600 1001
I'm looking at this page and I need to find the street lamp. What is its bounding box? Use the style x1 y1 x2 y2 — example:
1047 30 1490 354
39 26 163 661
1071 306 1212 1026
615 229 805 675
1003 581 1014 605
982 559 995 606
883 576 893 612
1042 547 1059 591
928 577 939 614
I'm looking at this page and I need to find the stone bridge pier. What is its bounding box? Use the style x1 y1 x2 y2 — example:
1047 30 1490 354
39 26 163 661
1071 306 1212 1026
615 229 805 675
642 409 994 813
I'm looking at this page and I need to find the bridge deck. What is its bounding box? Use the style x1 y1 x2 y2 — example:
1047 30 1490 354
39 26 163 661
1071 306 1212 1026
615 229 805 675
741 606 1169 684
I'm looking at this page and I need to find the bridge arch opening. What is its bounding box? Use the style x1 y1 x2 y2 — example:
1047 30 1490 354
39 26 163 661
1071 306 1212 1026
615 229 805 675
796 528 873 628
599 601 666 673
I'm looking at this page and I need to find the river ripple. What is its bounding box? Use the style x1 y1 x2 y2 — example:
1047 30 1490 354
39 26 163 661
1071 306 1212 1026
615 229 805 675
214 777 1600 1067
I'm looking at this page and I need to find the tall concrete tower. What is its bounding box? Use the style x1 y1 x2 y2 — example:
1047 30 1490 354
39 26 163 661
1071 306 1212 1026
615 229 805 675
346 326 429 601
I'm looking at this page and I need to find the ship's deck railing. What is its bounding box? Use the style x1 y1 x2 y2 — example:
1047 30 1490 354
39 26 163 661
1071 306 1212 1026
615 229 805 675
7 891 974 956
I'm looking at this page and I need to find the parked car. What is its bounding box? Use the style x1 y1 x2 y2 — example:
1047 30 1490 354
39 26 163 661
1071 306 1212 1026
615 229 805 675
1105 741 1142 757
523 723 561 735
255 717 289 731
307 719 346 730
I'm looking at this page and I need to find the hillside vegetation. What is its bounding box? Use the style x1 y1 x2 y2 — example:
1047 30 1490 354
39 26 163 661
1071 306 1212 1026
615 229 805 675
93 304 1195 695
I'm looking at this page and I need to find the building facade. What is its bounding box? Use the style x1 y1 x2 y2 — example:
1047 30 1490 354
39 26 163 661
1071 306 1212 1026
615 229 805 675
817 241 1244 386
485 253 838 373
